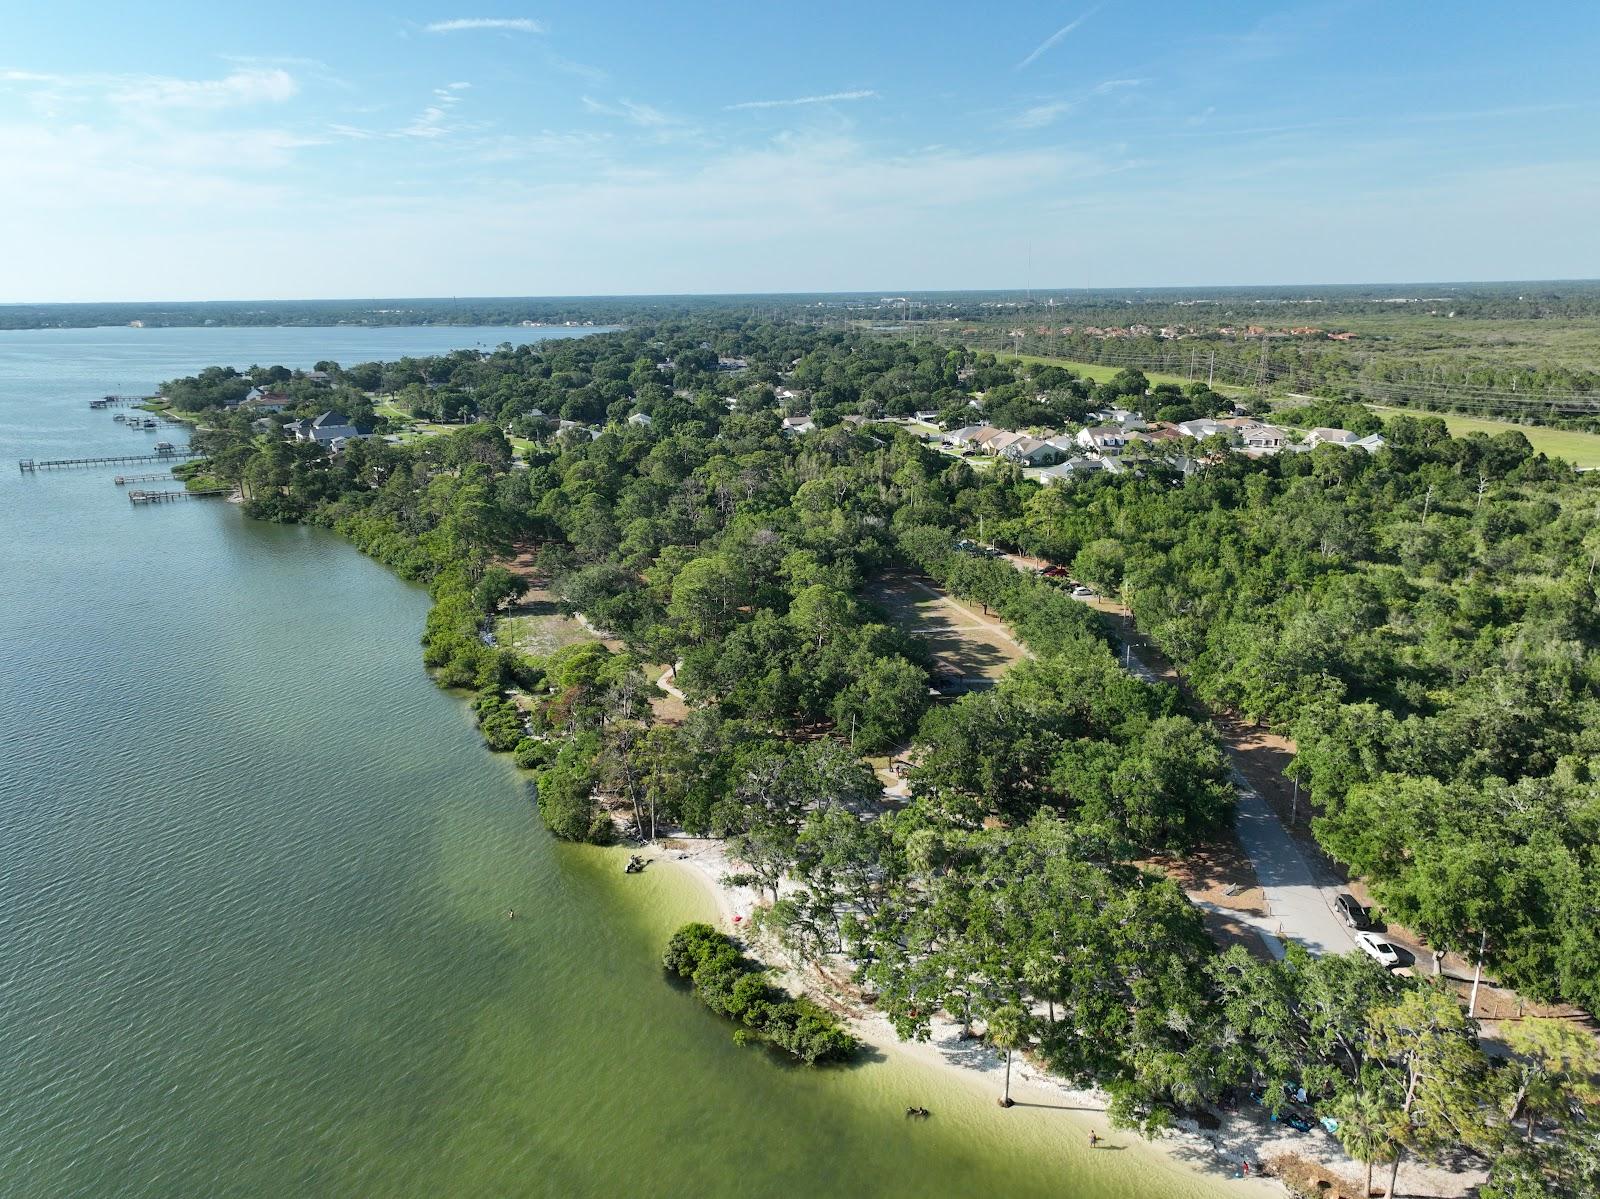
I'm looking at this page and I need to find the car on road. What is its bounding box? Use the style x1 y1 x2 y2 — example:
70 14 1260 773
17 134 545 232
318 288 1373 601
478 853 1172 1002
1334 893 1369 929
1354 930 1403 969
1071 585 1095 598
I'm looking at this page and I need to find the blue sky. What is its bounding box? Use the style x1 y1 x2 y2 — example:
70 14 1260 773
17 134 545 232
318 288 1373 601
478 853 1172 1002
3 1 1598 301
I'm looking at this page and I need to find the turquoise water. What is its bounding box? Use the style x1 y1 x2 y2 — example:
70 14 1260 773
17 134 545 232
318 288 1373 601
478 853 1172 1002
0 326 1252 1197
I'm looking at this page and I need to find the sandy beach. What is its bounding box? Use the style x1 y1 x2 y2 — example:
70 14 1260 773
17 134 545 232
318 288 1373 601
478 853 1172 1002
640 838 1484 1199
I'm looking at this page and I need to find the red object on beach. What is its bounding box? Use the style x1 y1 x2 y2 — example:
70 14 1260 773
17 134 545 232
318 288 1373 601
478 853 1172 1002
732 915 743 923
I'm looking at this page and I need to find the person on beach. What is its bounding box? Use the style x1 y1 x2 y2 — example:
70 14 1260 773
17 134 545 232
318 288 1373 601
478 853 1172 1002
1088 1130 1099 1148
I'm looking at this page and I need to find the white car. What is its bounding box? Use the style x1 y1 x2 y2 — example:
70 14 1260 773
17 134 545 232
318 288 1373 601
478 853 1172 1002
1071 585 1095 598
1354 931 1402 969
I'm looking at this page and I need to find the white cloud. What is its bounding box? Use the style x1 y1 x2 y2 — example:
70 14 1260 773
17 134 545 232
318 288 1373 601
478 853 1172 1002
1012 100 1073 129
581 96 675 127
725 89 879 111
112 68 298 109
1091 78 1144 95
398 83 474 138
424 18 544 34
2 67 299 110
1017 8 1101 70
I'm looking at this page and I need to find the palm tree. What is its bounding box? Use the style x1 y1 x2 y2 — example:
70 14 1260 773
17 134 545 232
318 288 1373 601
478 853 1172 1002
1327 1087 1395 1198
988 1004 1028 1109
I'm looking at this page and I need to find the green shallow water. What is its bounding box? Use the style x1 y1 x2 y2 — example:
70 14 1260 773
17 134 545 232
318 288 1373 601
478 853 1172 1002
0 326 1257 1198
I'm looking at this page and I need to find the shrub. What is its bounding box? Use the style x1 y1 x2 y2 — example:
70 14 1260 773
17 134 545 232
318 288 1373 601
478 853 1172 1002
662 923 858 1065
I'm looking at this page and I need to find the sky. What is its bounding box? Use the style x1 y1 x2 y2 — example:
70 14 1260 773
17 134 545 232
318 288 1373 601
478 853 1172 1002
2 0 1599 301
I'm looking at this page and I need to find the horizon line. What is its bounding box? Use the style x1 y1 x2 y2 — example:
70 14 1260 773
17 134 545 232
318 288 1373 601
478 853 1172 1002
3 277 1598 308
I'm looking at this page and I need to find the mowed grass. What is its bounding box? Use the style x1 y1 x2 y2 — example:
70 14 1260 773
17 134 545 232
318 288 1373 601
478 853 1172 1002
988 350 1245 395
1366 405 1600 467
495 592 597 659
865 569 1025 687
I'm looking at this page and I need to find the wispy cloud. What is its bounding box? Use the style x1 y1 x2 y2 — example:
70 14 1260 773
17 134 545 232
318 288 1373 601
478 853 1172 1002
115 68 298 109
581 96 675 127
1017 8 1101 71
725 89 878 111
2 67 299 110
424 18 544 34
1011 100 1073 129
399 82 472 138
1091 77 1144 95
546 54 608 85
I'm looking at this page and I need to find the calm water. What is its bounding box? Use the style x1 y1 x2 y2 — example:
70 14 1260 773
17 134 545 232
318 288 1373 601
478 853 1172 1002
0 326 1249 1198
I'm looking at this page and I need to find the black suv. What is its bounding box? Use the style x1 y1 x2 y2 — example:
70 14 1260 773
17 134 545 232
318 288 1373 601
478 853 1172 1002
1334 893 1369 929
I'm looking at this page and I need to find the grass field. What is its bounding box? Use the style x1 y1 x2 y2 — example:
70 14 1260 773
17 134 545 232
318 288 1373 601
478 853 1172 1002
1365 405 1600 467
495 591 597 659
865 568 1026 689
988 349 1245 395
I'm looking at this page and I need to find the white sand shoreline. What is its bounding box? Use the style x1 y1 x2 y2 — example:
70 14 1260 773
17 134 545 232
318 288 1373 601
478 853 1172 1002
632 837 1481 1199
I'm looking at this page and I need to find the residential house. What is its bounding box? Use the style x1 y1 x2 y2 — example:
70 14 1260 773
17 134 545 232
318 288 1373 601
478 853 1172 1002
627 412 653 427
943 424 999 448
781 415 816 435
1353 433 1386 453
1235 425 1286 454
1037 458 1105 483
1175 418 1234 441
981 430 1029 455
239 391 293 414
1076 425 1131 455
1303 427 1361 448
1000 436 1060 466
285 411 370 445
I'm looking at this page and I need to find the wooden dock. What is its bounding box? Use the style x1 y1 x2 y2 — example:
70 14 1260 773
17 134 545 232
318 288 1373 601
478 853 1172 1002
114 472 179 485
129 487 231 504
89 394 153 409
18 448 196 473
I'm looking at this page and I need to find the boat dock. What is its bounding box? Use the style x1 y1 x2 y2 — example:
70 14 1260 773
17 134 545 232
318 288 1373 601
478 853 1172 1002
89 395 152 409
114 472 179 485
128 487 231 504
18 448 197 472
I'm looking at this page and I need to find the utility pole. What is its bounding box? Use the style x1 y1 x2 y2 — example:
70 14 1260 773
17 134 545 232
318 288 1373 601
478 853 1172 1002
1422 485 1434 522
1207 352 1215 388
1468 928 1488 1017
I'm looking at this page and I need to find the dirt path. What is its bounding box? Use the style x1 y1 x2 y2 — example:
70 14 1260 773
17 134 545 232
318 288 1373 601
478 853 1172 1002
902 576 1031 656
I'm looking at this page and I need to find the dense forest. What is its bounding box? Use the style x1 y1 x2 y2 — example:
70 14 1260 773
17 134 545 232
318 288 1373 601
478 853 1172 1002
175 322 1600 1196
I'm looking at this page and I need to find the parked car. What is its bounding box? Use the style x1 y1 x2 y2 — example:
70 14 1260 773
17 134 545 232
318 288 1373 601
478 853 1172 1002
1354 930 1403 969
1071 585 1095 598
1334 893 1369 929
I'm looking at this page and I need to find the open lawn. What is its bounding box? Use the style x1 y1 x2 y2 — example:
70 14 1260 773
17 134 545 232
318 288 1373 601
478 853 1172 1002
1365 404 1600 467
864 568 1026 690
984 350 1246 395
496 589 598 659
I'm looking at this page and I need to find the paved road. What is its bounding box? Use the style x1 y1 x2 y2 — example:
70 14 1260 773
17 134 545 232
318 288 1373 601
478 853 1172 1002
1227 770 1356 959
